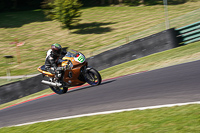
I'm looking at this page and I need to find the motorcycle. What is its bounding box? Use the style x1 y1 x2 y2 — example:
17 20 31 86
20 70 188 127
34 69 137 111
37 49 102 94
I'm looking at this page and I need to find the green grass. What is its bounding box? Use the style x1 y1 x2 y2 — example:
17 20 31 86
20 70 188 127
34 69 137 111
0 1 200 76
0 104 199 132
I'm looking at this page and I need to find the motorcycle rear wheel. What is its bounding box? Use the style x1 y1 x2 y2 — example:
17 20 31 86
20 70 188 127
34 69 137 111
50 86 68 94
85 68 102 86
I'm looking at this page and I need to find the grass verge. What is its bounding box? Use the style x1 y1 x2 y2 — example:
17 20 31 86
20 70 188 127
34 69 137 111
0 104 199 132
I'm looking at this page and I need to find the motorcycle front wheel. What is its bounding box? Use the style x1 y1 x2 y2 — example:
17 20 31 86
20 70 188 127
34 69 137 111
50 86 68 94
85 68 102 86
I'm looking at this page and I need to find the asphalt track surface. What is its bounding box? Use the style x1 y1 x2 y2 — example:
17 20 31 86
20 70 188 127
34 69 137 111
1 60 200 128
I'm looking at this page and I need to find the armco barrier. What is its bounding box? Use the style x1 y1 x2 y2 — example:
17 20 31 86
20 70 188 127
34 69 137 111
0 28 179 104
176 21 200 45
87 28 179 71
0 74 47 104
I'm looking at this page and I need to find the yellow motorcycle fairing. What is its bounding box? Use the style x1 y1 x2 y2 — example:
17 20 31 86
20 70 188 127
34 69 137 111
37 66 55 77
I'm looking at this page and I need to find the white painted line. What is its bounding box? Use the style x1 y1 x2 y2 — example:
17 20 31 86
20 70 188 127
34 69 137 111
9 101 200 127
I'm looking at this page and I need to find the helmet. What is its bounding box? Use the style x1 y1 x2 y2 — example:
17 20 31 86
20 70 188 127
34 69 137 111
51 43 62 56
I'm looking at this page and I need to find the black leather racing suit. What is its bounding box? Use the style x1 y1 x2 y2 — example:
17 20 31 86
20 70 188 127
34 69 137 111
45 52 59 74
45 49 68 82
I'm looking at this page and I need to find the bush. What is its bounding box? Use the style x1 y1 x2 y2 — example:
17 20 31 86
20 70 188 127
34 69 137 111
44 0 82 29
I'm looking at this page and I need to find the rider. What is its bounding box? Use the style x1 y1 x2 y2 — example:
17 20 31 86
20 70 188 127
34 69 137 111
45 43 69 83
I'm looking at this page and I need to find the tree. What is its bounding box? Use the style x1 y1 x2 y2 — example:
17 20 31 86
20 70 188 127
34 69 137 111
45 0 82 29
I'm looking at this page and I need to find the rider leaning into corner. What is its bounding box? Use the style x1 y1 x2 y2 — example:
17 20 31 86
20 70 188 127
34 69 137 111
45 43 69 84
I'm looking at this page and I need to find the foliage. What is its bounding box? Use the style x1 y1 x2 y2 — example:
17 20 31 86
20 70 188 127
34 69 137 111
44 0 82 29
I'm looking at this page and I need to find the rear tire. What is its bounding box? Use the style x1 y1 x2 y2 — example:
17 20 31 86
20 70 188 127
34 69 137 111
50 86 68 94
85 68 102 86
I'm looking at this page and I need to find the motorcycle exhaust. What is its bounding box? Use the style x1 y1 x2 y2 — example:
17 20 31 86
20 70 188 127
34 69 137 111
41 80 62 87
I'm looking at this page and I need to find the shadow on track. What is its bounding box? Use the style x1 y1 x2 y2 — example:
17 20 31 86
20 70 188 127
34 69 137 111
68 79 116 93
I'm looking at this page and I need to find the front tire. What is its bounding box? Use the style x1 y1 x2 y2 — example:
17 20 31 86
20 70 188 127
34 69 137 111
85 68 102 86
50 86 68 94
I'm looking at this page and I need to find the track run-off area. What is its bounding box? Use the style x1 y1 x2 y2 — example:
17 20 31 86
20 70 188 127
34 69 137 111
1 60 200 128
